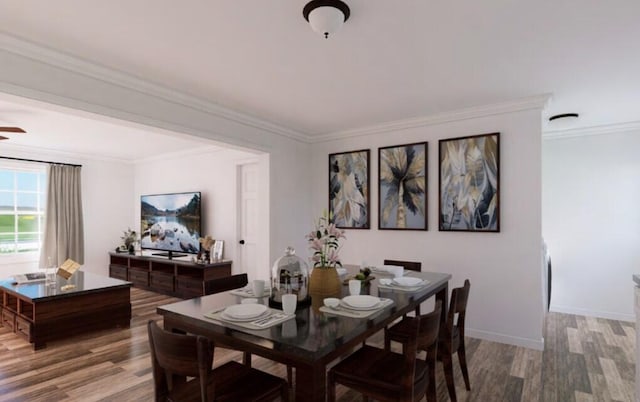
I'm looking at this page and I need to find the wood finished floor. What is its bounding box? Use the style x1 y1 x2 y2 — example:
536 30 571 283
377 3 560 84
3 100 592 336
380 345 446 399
0 288 634 401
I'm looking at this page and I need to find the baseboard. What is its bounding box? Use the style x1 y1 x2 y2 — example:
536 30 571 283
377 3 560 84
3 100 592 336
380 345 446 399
550 304 634 322
465 328 544 351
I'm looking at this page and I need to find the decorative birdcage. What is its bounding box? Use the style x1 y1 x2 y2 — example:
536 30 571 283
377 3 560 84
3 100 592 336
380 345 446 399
270 246 310 307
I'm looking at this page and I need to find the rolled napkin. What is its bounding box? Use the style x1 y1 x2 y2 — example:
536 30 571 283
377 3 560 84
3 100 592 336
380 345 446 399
336 268 347 277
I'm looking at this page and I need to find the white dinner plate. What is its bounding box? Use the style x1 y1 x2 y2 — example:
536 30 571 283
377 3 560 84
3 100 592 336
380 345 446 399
392 277 424 287
220 310 270 322
341 295 381 310
223 303 268 319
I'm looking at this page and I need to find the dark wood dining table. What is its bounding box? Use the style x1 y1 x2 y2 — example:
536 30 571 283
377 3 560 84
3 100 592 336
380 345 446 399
156 267 451 401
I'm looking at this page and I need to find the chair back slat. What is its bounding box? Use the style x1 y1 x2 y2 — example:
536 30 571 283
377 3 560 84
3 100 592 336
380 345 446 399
383 259 422 272
205 273 248 294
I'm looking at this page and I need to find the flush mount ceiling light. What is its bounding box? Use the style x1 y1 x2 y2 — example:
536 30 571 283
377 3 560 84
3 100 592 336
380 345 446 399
303 0 350 39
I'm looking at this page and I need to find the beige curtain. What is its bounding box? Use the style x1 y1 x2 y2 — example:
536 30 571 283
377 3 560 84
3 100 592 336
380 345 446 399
39 164 84 266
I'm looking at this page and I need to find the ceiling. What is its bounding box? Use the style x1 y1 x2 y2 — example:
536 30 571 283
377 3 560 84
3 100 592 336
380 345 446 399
1 0 639 146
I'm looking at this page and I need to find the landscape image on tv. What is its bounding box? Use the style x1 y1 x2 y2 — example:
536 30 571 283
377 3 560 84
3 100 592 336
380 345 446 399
140 192 201 254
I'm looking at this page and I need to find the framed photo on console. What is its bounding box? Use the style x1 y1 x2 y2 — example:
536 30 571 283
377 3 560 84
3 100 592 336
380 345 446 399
329 149 370 229
378 142 428 230
439 132 500 232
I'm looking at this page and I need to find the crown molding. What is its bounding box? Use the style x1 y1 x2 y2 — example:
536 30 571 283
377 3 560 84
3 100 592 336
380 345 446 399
133 145 225 165
311 94 552 143
0 142 133 165
0 32 312 143
543 120 640 140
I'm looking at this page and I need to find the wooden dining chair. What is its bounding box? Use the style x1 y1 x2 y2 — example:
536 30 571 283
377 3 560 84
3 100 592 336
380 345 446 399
327 301 442 402
386 279 471 402
147 320 289 402
384 259 422 315
204 274 294 388
383 259 422 273
204 273 248 295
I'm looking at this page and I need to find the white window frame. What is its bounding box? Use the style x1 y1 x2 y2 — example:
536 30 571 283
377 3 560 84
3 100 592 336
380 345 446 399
0 160 47 263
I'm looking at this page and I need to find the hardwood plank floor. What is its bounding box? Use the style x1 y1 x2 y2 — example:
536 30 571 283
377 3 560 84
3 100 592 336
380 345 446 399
0 288 634 401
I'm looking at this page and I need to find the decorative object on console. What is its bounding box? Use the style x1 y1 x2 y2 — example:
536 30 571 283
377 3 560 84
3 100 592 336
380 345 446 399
379 142 428 230
120 228 138 255
270 247 310 308
439 132 500 232
329 149 370 229
302 0 351 39
211 240 224 261
199 235 214 262
306 211 345 303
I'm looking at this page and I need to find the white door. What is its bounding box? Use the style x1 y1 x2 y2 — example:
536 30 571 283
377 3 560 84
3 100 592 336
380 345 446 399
238 163 259 280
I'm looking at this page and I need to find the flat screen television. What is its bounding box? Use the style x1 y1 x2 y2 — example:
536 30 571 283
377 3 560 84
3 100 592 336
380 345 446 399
140 191 202 259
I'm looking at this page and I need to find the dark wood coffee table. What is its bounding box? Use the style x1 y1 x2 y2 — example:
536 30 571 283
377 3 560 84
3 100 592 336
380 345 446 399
0 271 132 350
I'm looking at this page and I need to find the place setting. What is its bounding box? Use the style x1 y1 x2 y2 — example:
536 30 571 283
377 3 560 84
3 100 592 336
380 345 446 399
319 294 394 318
378 276 430 292
203 293 297 330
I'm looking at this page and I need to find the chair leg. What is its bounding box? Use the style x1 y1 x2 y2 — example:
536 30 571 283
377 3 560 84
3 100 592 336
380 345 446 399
243 351 251 367
281 381 290 402
427 363 437 402
458 345 471 391
327 371 336 402
442 354 457 402
287 365 293 388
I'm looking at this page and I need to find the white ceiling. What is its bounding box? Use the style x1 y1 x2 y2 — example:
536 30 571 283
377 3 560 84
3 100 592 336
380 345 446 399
1 0 639 147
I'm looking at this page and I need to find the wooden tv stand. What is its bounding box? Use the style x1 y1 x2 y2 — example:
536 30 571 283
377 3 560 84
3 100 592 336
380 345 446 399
109 253 232 298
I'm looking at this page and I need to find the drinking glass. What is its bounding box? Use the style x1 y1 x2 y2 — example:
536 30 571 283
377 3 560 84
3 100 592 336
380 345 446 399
282 294 297 315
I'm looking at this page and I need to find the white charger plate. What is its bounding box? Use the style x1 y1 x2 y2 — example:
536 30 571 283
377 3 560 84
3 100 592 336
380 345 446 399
220 310 270 322
223 303 268 319
341 295 381 310
392 277 424 287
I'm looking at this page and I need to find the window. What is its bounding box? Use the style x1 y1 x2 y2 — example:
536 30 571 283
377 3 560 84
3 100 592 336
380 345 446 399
0 163 47 257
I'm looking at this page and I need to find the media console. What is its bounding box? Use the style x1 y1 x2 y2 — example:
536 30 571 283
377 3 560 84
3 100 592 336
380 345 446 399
109 253 232 298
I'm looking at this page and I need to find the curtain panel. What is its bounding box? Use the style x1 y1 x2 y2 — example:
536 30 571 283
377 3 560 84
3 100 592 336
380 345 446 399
39 164 84 266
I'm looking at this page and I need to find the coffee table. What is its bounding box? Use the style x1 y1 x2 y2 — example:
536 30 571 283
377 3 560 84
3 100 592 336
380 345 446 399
0 271 132 350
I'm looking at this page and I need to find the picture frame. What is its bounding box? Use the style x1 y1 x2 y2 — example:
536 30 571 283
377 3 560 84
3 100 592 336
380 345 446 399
329 149 370 229
439 132 500 232
212 240 224 260
378 142 428 230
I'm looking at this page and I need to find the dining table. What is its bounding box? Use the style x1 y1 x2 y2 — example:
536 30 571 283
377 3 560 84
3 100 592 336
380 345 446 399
156 266 451 401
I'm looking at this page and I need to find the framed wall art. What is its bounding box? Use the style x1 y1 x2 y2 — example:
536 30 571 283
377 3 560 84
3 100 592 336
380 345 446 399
439 132 500 232
378 142 428 230
329 149 370 229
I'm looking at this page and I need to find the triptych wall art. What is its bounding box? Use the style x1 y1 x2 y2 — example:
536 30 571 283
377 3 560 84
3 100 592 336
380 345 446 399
328 132 499 232
328 149 370 229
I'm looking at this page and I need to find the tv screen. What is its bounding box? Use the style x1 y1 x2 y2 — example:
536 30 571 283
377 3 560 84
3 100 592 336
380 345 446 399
140 191 201 257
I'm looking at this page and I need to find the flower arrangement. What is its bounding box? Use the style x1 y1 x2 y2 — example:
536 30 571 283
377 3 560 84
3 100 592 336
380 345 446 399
121 228 138 249
306 210 346 268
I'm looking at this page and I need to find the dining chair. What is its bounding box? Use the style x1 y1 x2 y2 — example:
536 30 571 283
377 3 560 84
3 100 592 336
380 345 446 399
327 301 442 402
147 320 289 402
386 279 471 402
384 259 422 315
204 273 248 295
383 259 422 273
205 274 294 388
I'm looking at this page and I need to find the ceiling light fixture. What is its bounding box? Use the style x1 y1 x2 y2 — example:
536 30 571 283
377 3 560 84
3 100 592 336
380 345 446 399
303 0 350 39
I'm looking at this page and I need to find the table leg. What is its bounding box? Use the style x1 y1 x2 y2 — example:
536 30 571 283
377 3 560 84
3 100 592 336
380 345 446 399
295 362 327 401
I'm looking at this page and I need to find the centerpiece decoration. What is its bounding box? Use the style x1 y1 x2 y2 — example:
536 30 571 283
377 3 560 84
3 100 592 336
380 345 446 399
306 210 346 299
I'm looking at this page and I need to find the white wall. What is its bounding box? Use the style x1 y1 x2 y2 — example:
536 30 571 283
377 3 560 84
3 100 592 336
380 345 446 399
133 148 257 274
0 146 134 278
310 109 545 349
543 129 640 321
